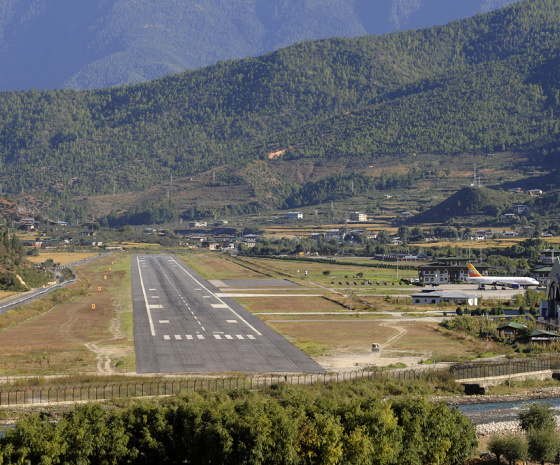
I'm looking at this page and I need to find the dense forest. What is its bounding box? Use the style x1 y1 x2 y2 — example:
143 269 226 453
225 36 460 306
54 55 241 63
0 0 517 91
0 0 559 219
0 384 477 464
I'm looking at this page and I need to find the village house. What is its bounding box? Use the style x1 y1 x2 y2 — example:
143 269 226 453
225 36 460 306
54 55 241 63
349 212 368 222
285 212 303 220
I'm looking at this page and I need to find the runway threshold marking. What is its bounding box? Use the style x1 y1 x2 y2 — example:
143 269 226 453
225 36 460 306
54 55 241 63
136 256 156 336
169 257 262 336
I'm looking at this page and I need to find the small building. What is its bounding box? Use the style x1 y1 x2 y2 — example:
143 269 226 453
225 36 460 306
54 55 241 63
349 212 368 222
504 231 518 238
202 241 219 250
411 289 478 306
286 212 303 220
504 213 517 221
189 221 207 228
531 265 552 284
80 230 97 237
496 322 527 337
310 232 324 240
528 189 543 196
401 211 412 220
530 329 560 343
515 204 529 214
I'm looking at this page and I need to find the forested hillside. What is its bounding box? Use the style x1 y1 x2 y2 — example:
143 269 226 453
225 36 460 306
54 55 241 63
0 0 559 221
0 0 517 91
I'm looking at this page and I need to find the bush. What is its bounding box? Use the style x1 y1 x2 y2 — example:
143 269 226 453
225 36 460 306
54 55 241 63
456 307 463 316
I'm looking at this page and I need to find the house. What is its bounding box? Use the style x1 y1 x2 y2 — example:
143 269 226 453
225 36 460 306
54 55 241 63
202 241 219 250
189 221 207 228
411 289 478 306
504 231 518 238
401 211 412 220
367 232 378 240
80 230 97 237
391 237 402 244
383 194 393 199
216 219 229 224
530 329 560 343
286 212 303 220
497 322 527 337
310 233 324 240
418 257 489 284
325 229 341 241
515 204 529 214
528 189 543 196
540 249 560 264
504 213 517 221
349 212 368 222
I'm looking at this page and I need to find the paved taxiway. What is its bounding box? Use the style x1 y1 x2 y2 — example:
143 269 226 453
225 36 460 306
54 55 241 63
131 255 325 374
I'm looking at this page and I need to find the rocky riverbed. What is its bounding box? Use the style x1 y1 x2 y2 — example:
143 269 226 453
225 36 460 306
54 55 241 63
434 387 560 437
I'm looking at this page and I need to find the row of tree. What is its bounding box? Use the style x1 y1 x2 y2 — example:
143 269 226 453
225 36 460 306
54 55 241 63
0 384 476 464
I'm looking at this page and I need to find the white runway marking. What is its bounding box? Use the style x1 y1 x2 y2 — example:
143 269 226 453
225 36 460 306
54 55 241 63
197 334 205 339
186 335 193 340
225 335 233 339
214 335 222 339
227 320 237 323
175 335 182 340
159 320 169 324
137 257 156 336
247 335 255 340
212 304 228 308
163 335 170 340
236 335 244 340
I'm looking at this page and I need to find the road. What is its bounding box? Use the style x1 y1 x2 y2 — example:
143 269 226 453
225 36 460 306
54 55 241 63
131 254 326 374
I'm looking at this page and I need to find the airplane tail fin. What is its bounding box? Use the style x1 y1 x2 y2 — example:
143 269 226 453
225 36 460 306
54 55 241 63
467 263 482 278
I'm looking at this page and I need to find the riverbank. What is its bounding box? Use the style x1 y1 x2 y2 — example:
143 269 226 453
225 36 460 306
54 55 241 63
436 386 560 406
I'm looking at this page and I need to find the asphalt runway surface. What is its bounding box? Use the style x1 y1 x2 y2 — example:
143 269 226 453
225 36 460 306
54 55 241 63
131 254 326 374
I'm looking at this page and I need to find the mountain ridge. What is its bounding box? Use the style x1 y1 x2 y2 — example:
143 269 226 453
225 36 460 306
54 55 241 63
0 0 518 91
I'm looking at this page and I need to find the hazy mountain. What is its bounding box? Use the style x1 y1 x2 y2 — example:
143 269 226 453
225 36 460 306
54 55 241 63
0 0 519 91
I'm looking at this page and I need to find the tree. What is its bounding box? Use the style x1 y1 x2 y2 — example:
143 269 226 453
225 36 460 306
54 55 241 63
527 427 560 465
322 270 331 276
488 434 507 465
502 433 527 465
519 404 555 432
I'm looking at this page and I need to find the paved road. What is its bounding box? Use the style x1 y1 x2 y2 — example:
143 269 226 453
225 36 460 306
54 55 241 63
132 254 326 374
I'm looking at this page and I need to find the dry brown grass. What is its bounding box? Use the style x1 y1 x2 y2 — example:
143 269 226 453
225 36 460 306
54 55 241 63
27 252 99 266
0 253 134 375
180 253 265 280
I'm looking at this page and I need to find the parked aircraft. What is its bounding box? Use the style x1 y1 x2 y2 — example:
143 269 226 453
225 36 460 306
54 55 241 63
467 263 539 290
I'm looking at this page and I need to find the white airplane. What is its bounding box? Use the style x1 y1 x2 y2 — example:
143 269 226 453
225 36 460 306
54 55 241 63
467 263 539 290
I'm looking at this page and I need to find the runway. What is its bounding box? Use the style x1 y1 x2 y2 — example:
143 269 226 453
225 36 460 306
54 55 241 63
131 254 325 374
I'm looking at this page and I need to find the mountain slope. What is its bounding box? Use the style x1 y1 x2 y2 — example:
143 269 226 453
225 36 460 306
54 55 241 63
0 0 518 91
0 0 559 222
